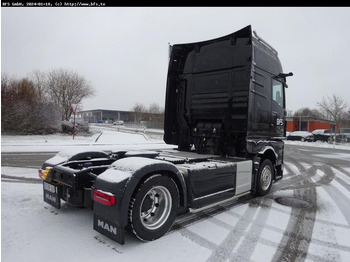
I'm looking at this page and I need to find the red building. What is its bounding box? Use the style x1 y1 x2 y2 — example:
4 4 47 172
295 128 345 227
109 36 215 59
286 116 338 133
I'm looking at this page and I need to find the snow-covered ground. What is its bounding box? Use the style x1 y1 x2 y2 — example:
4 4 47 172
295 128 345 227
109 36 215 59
3 123 349 153
1 125 168 153
1 128 350 262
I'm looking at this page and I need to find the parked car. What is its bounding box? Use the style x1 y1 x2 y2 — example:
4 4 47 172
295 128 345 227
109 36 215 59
312 129 332 142
113 120 124 125
335 134 348 143
339 128 350 141
287 131 314 142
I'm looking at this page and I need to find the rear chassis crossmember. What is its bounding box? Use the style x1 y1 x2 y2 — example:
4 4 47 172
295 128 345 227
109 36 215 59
44 158 115 208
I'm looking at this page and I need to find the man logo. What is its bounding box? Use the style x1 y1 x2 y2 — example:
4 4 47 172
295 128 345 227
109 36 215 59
97 219 117 235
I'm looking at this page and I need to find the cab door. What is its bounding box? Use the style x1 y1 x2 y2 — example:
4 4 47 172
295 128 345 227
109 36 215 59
271 79 286 137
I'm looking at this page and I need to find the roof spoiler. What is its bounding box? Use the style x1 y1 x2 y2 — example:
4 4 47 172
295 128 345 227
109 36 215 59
253 30 278 55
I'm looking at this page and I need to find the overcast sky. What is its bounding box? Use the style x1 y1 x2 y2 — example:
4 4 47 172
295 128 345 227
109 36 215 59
2 7 350 113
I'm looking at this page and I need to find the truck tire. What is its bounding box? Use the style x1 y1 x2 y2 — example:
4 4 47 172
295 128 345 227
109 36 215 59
128 174 179 241
256 159 273 196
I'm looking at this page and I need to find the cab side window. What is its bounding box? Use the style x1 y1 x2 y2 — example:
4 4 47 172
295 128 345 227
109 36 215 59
272 80 284 107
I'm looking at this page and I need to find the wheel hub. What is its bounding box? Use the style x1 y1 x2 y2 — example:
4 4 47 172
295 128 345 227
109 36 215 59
140 186 172 230
261 166 272 190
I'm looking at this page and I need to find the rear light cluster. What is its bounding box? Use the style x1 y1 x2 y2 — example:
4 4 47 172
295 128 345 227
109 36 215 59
39 167 53 181
93 189 116 206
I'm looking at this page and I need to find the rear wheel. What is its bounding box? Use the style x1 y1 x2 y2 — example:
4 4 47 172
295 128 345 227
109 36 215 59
129 175 178 241
327 137 334 144
256 159 273 196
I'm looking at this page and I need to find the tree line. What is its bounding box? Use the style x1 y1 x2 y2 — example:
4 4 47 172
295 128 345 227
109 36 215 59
132 94 350 129
131 102 164 123
2 69 349 135
1 69 94 134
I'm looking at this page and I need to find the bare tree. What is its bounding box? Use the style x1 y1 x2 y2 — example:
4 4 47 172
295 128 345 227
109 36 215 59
45 69 95 120
2 69 93 134
293 107 323 119
317 94 348 124
148 102 164 122
1 75 36 131
149 103 161 114
133 102 147 113
286 110 294 117
29 69 47 101
340 108 350 127
132 102 147 122
1 73 61 134
1 73 10 95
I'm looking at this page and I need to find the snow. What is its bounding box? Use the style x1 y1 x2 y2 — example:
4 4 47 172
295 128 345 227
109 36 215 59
285 140 350 151
98 168 131 184
313 153 350 161
1 128 350 261
1 126 173 153
112 156 171 172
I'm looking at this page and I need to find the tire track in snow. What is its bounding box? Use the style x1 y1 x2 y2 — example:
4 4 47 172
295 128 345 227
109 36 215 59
271 161 308 192
174 154 330 261
261 215 350 253
272 189 318 261
273 153 349 262
1 174 42 184
312 165 350 225
204 202 260 262
272 156 318 262
331 167 350 193
176 227 218 251
332 166 350 178
226 197 273 261
319 181 350 226
305 164 349 261
172 195 253 251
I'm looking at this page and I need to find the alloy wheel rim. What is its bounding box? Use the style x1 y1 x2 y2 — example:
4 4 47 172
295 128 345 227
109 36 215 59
140 186 172 230
261 166 272 191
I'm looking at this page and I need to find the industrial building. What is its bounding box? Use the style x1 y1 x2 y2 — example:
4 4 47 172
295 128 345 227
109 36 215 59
76 109 133 123
286 116 339 132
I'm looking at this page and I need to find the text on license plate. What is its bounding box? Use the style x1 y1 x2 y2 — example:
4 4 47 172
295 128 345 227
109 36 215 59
44 181 56 193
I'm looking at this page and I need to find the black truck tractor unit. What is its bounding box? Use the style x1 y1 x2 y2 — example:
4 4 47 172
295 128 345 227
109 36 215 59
39 25 292 244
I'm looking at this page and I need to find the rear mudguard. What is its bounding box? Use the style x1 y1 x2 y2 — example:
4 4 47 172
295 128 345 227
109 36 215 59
42 150 110 169
93 156 187 231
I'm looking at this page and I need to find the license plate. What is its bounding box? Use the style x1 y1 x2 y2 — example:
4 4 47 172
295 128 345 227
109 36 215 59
44 181 56 193
43 181 61 209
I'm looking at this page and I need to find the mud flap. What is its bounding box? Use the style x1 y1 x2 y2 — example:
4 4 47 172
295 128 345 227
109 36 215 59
93 214 125 245
251 156 261 195
43 181 62 209
274 164 283 182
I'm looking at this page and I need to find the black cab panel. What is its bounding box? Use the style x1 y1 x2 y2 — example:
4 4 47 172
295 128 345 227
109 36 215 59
164 25 290 157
